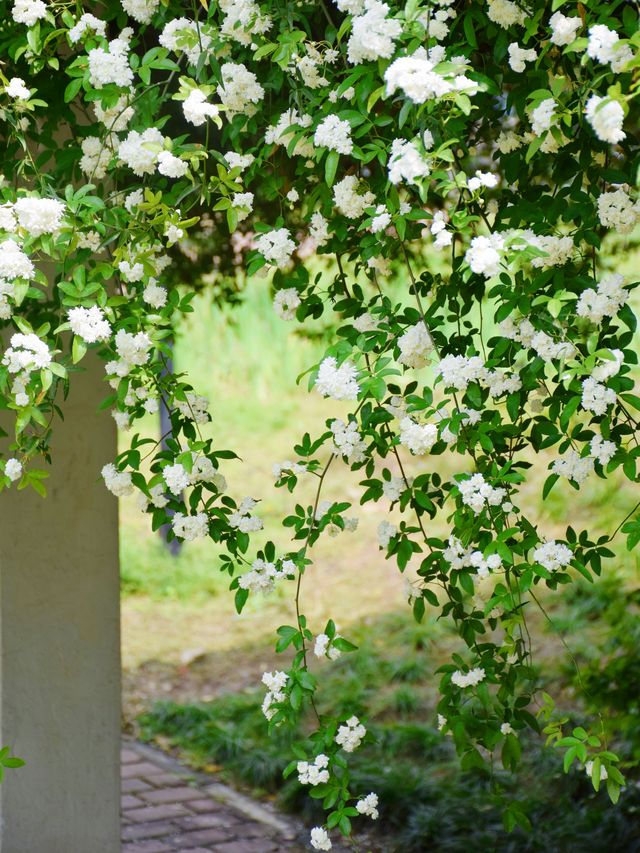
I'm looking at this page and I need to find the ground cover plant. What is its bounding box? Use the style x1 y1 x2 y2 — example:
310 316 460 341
1 0 639 848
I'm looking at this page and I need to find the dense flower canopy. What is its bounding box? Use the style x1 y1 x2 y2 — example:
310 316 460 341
0 0 639 845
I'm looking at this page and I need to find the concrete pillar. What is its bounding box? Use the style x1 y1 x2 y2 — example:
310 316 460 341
0 354 121 852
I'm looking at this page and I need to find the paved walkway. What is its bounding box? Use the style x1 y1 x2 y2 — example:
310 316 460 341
122 740 318 853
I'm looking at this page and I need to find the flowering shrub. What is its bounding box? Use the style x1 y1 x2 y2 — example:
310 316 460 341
1 0 639 844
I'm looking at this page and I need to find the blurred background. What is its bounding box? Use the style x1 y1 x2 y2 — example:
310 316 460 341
121 241 640 851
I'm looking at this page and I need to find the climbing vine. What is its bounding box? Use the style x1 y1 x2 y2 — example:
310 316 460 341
0 0 639 845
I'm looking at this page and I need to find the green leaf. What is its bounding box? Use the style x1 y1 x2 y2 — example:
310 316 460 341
325 150 340 187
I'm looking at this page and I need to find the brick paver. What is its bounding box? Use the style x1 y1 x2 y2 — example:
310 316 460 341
121 741 321 853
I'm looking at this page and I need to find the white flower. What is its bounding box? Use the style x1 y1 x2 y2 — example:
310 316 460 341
217 62 265 116
581 377 616 416
576 273 628 323
590 434 616 467
172 512 209 541
533 540 573 572
121 0 160 24
507 43 537 73
14 197 65 237
309 211 330 245
356 792 379 819
286 189 299 203
68 13 107 43
298 754 330 785
225 151 254 171
175 392 210 424
370 205 391 233
377 520 397 548
552 451 593 485
500 723 515 736
347 0 402 65
220 0 272 45
157 151 188 179
388 139 430 185
159 18 212 64
385 50 452 103
465 234 503 278
335 716 366 752
273 287 301 320
486 0 525 28
585 96 626 144
228 496 263 532
399 418 438 456
88 35 134 89
0 238 34 283
3 332 51 373
6 78 30 99
549 12 581 46
353 312 378 332
11 0 47 26
118 261 144 282
457 473 507 515
333 175 375 218
232 192 253 222
101 463 134 498
118 128 164 176
597 189 639 235
587 24 632 71
4 458 22 482
183 89 219 126
68 306 111 343
397 322 433 369
143 281 168 309
163 463 190 495
451 667 485 688
114 329 153 371
79 137 112 180
530 98 556 136
256 228 295 268
436 354 484 390
310 827 332 851
315 356 360 400
331 419 366 463
468 170 499 191
313 115 353 155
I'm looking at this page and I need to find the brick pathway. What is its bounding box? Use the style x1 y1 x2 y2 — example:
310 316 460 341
122 740 323 853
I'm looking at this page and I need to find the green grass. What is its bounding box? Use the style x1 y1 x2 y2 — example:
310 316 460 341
138 610 640 853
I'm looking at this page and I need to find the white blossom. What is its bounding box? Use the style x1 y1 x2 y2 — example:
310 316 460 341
333 175 375 218
356 792 379 819
172 512 209 541
335 716 366 752
273 287 300 320
256 228 295 268
388 139 430 185
597 189 640 234
183 89 219 126
451 667 485 688
533 540 572 572
399 418 438 456
315 356 360 400
313 115 353 155
121 0 160 24
68 306 111 343
14 197 65 237
508 43 537 73
11 0 47 26
549 12 581 46
101 463 134 498
310 827 332 851
347 0 401 65
585 96 626 145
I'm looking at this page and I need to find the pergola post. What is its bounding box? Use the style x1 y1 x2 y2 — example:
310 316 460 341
0 355 121 852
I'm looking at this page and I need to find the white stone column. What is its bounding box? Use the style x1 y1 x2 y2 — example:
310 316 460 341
0 354 121 853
